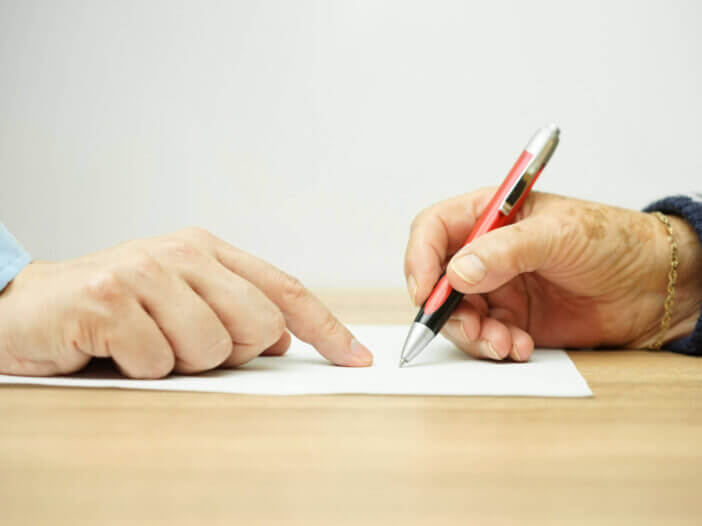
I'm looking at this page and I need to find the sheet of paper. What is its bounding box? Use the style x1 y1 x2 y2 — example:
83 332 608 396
0 325 592 397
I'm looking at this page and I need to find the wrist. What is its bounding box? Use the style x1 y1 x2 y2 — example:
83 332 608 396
629 214 702 349
664 216 702 344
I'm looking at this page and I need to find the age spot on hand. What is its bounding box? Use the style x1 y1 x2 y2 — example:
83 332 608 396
580 207 608 240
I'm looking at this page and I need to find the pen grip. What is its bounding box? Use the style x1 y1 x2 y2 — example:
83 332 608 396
414 273 464 333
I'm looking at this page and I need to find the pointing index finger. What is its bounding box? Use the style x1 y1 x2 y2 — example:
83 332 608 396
183 229 373 367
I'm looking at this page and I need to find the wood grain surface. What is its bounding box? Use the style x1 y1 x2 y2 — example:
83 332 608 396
1 290 700 525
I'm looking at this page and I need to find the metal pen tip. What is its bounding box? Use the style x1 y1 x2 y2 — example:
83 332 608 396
398 322 435 369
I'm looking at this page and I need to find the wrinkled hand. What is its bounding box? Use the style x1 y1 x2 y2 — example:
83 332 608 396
405 190 702 361
0 227 373 377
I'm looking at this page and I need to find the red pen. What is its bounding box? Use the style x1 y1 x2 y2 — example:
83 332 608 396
399 124 561 367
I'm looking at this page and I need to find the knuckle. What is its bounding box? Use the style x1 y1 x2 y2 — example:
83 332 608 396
278 271 310 304
160 238 202 261
128 251 163 278
473 186 497 198
410 208 429 232
84 270 126 304
179 226 214 243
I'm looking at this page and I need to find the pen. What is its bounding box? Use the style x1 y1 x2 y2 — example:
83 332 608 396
399 124 561 367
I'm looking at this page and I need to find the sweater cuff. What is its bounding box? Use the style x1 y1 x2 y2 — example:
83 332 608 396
643 193 702 355
0 223 31 292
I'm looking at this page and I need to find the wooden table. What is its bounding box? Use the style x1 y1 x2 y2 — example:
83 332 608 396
2 290 701 525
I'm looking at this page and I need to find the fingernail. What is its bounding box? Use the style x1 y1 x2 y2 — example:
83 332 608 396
350 338 373 366
407 275 418 305
446 319 469 343
478 340 501 360
451 253 487 285
511 344 522 361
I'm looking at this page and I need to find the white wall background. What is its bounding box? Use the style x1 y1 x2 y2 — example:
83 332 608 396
1 0 700 288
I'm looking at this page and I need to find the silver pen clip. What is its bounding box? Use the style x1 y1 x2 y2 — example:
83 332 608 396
499 125 560 216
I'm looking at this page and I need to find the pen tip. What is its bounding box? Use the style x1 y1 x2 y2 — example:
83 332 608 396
399 358 407 368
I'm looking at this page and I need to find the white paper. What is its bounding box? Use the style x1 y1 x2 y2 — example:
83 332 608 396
0 325 592 397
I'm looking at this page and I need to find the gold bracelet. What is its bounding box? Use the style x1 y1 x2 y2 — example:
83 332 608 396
648 211 679 350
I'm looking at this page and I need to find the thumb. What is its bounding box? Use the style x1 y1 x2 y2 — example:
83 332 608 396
446 219 554 294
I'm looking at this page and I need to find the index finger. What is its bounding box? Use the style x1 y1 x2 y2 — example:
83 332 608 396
404 188 495 305
180 228 373 367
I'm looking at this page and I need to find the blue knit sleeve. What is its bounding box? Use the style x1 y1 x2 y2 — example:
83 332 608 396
0 222 31 292
644 194 702 355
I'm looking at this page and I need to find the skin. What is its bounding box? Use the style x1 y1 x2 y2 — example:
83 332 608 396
0 227 373 378
405 189 702 362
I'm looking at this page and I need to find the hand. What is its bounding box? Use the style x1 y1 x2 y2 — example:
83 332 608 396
0 227 373 377
405 190 702 361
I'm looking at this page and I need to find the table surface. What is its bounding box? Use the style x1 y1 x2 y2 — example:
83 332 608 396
2 290 701 526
